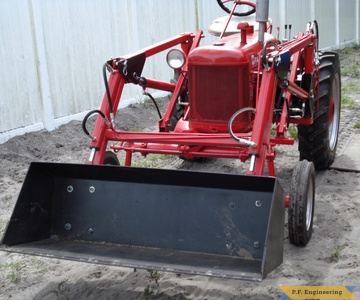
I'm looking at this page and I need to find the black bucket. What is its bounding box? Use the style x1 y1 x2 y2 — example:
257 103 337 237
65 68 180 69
1 162 285 281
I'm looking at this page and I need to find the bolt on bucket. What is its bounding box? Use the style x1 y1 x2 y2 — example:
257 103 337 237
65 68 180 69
1 162 285 281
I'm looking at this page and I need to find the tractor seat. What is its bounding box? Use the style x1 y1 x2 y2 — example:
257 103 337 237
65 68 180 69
208 15 272 37
208 15 258 37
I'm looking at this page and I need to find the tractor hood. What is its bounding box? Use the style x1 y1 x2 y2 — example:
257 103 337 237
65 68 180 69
188 32 274 66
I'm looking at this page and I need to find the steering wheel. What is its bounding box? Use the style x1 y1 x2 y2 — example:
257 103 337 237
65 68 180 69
216 0 256 17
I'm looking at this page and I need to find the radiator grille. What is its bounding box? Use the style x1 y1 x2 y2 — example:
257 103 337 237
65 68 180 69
188 65 249 123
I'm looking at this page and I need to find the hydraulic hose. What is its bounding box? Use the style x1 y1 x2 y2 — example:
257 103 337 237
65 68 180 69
261 40 278 69
103 63 114 115
228 107 257 147
143 91 162 119
82 109 110 141
103 63 116 128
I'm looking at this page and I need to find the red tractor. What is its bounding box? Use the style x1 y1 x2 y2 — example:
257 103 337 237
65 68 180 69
2 0 340 281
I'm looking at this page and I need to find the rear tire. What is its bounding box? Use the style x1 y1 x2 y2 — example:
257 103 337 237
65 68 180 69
103 151 120 165
298 51 341 170
288 160 315 246
169 103 184 131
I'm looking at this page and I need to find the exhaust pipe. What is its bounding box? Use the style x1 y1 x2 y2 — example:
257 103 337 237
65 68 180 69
256 0 270 43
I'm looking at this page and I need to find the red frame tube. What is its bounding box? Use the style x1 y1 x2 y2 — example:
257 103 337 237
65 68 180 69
87 28 317 177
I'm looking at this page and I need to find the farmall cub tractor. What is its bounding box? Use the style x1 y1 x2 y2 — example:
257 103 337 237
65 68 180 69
2 0 340 281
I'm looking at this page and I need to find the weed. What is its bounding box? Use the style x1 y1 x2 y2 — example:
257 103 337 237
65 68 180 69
0 255 49 284
341 81 360 109
143 269 163 297
271 127 276 136
140 96 157 109
131 153 176 168
144 285 155 296
55 279 69 296
29 257 47 276
7 265 23 283
0 258 25 283
331 244 346 261
288 124 298 140
146 269 162 286
354 122 360 130
42 279 71 298
129 126 142 132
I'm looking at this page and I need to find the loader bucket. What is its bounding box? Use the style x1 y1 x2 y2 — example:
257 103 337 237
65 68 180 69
1 162 285 281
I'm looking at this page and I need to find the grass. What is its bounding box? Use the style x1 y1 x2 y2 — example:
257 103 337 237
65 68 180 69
30 257 47 276
331 244 346 261
341 81 360 109
341 61 360 77
288 124 298 140
0 257 25 283
341 94 358 109
129 126 142 132
131 153 177 168
0 255 48 284
338 45 360 109
354 122 360 130
339 45 360 77
271 124 298 139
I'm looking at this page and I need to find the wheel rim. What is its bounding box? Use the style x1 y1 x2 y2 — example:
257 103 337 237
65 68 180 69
306 177 314 231
328 73 340 151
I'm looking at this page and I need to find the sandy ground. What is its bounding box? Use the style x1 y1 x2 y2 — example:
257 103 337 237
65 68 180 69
1 48 360 299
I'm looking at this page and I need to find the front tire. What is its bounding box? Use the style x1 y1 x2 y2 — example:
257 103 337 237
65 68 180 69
103 151 120 165
288 160 315 246
298 51 341 170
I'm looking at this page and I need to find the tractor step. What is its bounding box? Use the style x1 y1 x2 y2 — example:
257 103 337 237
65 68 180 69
1 162 285 281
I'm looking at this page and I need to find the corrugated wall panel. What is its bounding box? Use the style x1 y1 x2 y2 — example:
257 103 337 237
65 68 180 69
198 0 231 43
339 0 357 45
286 0 312 41
38 0 138 119
0 0 43 132
0 0 359 143
315 0 337 49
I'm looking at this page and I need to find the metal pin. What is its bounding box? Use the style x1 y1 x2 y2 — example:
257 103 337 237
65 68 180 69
88 148 96 162
249 155 256 172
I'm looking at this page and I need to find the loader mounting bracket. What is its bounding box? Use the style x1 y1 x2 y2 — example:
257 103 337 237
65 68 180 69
117 52 146 84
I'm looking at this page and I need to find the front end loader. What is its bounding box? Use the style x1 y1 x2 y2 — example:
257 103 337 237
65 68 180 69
1 0 341 281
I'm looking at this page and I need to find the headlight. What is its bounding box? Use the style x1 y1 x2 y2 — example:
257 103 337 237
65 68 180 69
166 49 185 69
